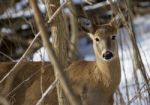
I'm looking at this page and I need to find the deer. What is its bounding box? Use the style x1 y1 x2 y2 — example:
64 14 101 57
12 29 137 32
66 17 121 105
0 16 121 105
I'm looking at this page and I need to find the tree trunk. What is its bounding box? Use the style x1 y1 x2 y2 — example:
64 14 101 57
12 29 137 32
44 0 69 105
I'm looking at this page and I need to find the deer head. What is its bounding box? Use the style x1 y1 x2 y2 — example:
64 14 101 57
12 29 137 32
79 16 119 61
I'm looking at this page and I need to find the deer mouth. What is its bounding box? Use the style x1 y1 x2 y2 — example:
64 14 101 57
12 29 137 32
102 51 114 61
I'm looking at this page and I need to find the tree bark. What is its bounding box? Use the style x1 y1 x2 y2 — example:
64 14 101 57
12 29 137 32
44 0 69 105
67 0 79 61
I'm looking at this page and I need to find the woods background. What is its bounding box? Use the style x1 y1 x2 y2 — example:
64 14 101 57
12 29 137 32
0 0 150 105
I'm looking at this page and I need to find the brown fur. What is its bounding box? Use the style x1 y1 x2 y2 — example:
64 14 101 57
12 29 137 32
0 62 57 105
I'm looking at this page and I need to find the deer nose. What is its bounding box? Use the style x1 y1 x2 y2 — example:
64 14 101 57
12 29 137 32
102 51 113 60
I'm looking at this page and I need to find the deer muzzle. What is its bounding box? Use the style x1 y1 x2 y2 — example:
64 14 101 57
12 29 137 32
102 51 114 60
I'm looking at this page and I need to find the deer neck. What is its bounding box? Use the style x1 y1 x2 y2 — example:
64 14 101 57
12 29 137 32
94 55 121 88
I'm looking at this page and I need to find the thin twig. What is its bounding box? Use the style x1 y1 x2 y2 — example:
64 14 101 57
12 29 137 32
0 51 15 62
48 1 67 23
6 70 39 97
128 82 149 104
36 79 58 105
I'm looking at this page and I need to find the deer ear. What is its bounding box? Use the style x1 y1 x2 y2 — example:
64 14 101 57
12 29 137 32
78 17 93 33
109 15 121 28
87 32 94 39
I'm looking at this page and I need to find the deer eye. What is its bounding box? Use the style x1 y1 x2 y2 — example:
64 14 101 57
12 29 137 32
95 37 100 42
111 36 116 40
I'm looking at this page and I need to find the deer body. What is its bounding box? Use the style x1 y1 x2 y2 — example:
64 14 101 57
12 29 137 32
67 24 121 104
0 20 121 105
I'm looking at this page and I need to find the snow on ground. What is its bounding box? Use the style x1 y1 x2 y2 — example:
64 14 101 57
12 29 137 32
117 15 150 105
